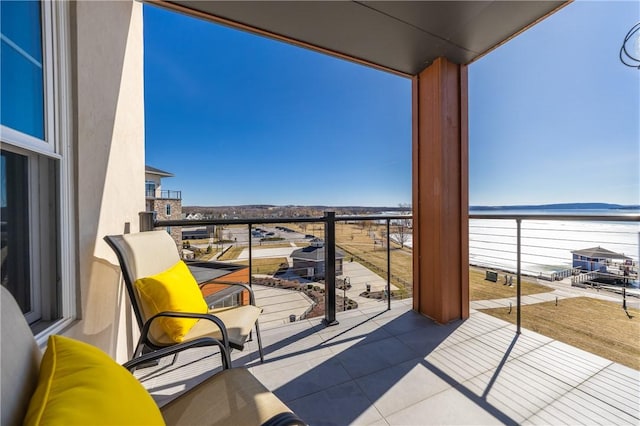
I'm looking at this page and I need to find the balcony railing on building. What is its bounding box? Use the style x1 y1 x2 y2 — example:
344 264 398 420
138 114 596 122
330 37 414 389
145 189 182 200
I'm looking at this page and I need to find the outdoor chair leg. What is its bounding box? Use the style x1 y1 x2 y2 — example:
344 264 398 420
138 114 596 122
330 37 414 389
255 320 264 363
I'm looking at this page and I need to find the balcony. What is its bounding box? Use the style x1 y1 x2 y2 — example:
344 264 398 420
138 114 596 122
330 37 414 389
145 189 182 200
136 300 639 425
136 212 639 424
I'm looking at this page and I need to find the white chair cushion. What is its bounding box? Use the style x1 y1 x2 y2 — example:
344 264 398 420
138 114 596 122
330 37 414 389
1 286 43 426
118 230 180 281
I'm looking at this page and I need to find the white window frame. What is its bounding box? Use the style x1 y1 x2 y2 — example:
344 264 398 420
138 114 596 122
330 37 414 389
0 1 76 343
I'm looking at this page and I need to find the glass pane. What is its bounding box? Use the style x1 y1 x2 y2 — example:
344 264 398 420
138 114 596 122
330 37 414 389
1 151 32 315
0 0 44 139
145 181 156 197
1 1 42 61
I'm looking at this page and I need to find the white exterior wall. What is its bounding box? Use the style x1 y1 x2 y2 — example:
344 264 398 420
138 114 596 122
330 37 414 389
63 0 145 362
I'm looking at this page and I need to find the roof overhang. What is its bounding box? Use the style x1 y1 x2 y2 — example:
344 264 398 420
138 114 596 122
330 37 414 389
145 165 174 177
151 0 569 76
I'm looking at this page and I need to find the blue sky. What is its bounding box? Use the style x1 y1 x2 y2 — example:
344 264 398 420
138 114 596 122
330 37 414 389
469 0 639 206
144 1 639 207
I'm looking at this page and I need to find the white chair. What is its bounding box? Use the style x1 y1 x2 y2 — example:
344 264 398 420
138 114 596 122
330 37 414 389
104 230 264 363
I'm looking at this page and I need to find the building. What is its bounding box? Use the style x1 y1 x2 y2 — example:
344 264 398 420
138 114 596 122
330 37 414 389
571 246 632 272
145 166 182 249
291 239 345 279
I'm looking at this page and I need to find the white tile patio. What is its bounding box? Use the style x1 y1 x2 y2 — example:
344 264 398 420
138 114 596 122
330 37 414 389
136 299 640 425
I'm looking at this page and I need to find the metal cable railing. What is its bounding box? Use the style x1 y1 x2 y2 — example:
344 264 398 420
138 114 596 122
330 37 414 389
144 212 413 326
143 211 639 332
469 213 640 333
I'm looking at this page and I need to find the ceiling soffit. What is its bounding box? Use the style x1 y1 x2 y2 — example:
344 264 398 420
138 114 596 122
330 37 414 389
160 1 568 76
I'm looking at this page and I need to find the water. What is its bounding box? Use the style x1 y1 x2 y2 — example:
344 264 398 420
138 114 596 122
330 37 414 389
396 208 639 278
468 208 639 277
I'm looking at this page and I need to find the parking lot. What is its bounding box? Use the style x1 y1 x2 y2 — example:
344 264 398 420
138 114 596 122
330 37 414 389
225 225 316 246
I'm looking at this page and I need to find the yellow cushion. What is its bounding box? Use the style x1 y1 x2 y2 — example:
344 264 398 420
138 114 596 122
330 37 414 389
134 260 208 342
24 335 164 426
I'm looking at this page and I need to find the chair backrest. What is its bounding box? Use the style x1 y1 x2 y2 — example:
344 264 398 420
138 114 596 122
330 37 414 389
104 230 180 330
1 286 42 425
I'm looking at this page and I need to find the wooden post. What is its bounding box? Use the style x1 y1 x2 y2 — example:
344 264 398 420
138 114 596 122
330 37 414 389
412 57 469 323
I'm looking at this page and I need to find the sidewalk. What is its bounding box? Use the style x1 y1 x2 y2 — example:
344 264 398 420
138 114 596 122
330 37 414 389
471 277 640 310
471 289 573 310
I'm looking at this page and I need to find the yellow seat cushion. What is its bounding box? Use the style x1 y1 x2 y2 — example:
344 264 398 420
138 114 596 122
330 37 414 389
135 260 208 342
24 335 164 426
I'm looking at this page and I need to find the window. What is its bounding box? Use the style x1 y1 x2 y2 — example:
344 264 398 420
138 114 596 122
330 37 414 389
145 180 156 198
1 1 74 336
1 152 31 314
166 203 171 216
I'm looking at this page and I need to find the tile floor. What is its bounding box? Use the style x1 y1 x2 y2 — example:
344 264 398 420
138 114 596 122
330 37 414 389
136 300 640 425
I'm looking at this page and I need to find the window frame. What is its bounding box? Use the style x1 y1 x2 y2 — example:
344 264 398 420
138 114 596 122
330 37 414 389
0 0 55 153
0 1 76 343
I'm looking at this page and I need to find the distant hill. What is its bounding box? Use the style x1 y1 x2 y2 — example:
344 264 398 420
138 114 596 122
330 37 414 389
470 203 639 211
182 203 638 218
182 204 409 219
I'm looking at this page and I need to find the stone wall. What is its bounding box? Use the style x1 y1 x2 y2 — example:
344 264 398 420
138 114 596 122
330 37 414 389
150 198 182 250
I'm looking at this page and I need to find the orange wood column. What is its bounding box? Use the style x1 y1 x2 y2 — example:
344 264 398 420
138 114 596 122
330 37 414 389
412 57 469 323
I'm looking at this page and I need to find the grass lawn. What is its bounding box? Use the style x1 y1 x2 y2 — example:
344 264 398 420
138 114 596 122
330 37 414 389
335 223 414 296
232 257 288 275
469 268 552 301
218 246 243 261
252 242 295 249
197 251 219 261
480 297 640 370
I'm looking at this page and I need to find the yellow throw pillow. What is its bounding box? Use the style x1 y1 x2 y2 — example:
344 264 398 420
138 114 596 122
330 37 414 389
134 260 208 342
24 335 165 426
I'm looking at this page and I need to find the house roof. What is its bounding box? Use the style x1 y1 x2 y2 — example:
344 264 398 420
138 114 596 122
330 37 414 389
187 261 248 283
163 0 568 76
291 242 345 262
571 246 631 261
145 165 174 177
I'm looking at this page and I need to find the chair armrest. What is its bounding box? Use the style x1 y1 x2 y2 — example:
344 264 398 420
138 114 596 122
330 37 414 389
140 311 232 368
204 280 257 305
122 337 231 371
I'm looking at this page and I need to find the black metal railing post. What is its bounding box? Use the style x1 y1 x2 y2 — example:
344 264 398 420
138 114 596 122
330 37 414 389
139 211 154 232
516 218 522 334
386 218 391 311
324 211 338 326
248 224 253 287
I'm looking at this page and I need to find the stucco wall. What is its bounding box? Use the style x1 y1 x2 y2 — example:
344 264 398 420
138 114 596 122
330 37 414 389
65 0 145 362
